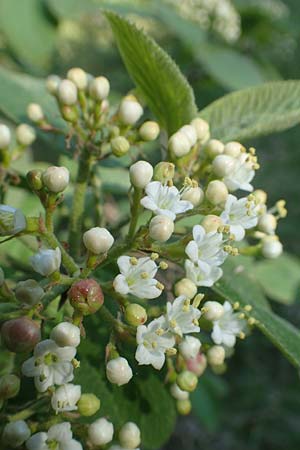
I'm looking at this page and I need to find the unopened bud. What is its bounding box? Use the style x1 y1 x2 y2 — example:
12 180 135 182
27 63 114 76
262 236 283 259
175 278 197 299
170 383 189 401
168 131 191 157
77 393 101 416
125 303 147 326
111 136 130 157
204 139 224 158
26 169 43 191
83 227 114 254
89 76 110 100
181 186 204 206
129 160 153 188
0 374 20 400
191 118 210 143
2 420 31 448
119 422 141 449
30 247 61 276
67 67 88 90
212 154 236 177
46 74 61 95
106 357 133 386
224 141 243 157
149 214 174 242
1 317 41 353
0 205 26 236
50 322 80 347
177 370 198 392
88 418 114 446
16 124 36 146
253 189 267 204
177 399 192 415
68 279 104 315
206 180 228 205
153 161 175 183
258 213 277 234
119 95 143 125
27 103 44 123
201 215 222 233
202 301 224 321
179 124 197 146
0 124 11 149
179 336 201 360
139 121 160 141
42 166 69 193
15 279 44 307
186 353 207 377
58 79 78 105
207 345 225 366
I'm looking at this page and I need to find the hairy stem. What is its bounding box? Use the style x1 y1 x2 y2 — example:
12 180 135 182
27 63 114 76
127 187 142 241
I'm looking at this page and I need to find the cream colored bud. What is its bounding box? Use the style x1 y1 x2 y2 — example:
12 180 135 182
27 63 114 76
106 357 133 386
170 383 189 401
88 418 114 446
258 214 277 234
58 79 78 105
201 215 222 232
204 139 224 158
177 399 192 415
125 303 147 326
139 121 160 141
202 301 224 321
46 74 61 95
181 186 204 206
89 76 110 100
180 124 197 146
0 124 11 149
212 154 236 177
191 118 210 142
67 67 88 90
119 95 143 125
179 336 201 360
253 189 267 204
224 141 242 157
111 136 130 157
27 103 44 123
177 370 198 392
42 166 69 193
50 322 81 347
175 278 197 299
119 422 141 449
83 227 114 254
168 131 191 157
207 345 225 365
262 236 283 259
16 124 36 146
129 160 153 188
206 180 228 205
149 215 174 242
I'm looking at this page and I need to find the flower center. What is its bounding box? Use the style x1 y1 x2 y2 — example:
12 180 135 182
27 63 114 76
44 352 58 365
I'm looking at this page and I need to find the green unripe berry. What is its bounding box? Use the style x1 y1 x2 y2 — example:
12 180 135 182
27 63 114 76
111 136 130 157
125 303 147 326
177 370 198 393
77 393 101 416
177 399 192 415
0 374 20 400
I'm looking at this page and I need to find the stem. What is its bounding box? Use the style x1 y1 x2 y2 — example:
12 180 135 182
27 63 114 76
42 232 79 275
69 148 93 259
127 187 142 241
7 397 48 422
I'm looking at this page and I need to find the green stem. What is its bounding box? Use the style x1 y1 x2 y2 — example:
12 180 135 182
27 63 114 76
42 232 79 275
7 397 48 422
69 148 93 260
127 187 142 241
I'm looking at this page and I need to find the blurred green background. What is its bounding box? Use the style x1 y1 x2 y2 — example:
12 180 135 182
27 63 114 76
0 0 300 448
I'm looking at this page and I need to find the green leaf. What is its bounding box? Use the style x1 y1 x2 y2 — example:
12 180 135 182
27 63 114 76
74 360 176 449
105 11 198 134
251 253 300 304
0 0 57 72
212 259 300 369
199 81 300 141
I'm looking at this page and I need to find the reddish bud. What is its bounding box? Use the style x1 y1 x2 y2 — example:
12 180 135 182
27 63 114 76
186 352 207 377
68 279 104 315
1 317 41 353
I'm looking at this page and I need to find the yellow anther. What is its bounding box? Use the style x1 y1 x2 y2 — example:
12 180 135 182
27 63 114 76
184 299 191 307
244 305 252 312
191 179 198 188
249 147 256 155
159 261 168 270
170 319 177 328
248 317 256 326
166 347 177 356
193 319 199 326
151 252 159 260
193 294 204 308
167 179 174 187
130 257 138 265
233 302 240 310
238 332 246 340
217 225 225 233
156 282 164 290
141 272 149 279
253 163 260 170
72 358 80 369
151 341 158 349
238 313 245 320
201 307 209 314
247 194 255 201
155 328 164 336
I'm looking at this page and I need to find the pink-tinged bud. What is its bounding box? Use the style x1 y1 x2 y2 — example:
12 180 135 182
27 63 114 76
68 279 104 315
186 352 207 377
1 318 41 353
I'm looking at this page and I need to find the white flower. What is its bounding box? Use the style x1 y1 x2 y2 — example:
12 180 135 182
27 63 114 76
179 336 201 360
50 322 81 348
30 247 61 276
185 225 227 267
220 194 258 241
135 316 175 370
221 153 255 192
140 181 193 220
211 301 246 348
2 420 31 448
0 204 26 236
51 384 81 413
166 295 201 337
88 418 114 446
113 256 162 299
106 357 133 386
22 339 76 392
26 422 82 450
185 259 223 287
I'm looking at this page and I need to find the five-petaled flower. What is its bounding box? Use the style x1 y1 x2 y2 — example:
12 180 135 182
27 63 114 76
220 194 258 241
166 295 201 337
25 422 82 450
211 301 246 347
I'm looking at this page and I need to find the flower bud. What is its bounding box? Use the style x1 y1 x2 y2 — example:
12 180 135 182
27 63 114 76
0 267 4 286
111 136 130 157
67 67 88 90
119 95 143 125
224 141 243 157
2 420 31 448
125 303 147 326
88 418 114 446
174 278 197 299
30 247 61 276
42 166 69 193
58 79 78 105
139 121 160 141
26 169 43 191
0 205 26 236
129 160 153 188
212 154 236 177
201 214 223 233
46 74 61 95
119 422 141 449
262 236 283 259
207 345 225 366
187 353 207 377
168 131 191 157
83 227 114 254
181 186 204 206
68 279 104 315
170 383 189 400
50 322 80 347
177 370 198 392
153 161 175 183
106 357 133 386
89 76 110 100
51 383 81 413
204 139 224 158
27 103 44 123
202 301 224 321
206 180 228 205
191 118 210 142
77 393 101 416
149 215 174 242
180 124 197 146
177 399 192 415
0 374 20 399
16 124 36 146
0 124 11 149
179 336 201 360
1 317 41 353
253 189 267 204
15 279 44 307
258 213 277 234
